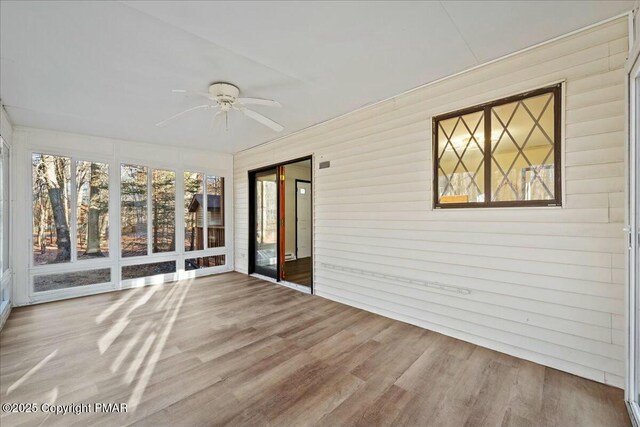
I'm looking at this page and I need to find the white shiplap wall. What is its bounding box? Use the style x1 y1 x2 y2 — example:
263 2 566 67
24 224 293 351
234 18 629 387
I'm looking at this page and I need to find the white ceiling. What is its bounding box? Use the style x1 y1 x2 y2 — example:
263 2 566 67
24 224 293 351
0 1 633 153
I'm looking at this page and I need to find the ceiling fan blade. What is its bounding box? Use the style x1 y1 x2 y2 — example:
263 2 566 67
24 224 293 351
211 110 224 131
156 104 211 127
236 106 284 132
237 97 281 108
171 89 215 100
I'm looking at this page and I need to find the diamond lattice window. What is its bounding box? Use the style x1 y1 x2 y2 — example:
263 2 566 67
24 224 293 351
433 85 561 208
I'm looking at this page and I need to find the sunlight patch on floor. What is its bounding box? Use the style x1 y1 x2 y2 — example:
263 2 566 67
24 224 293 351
95 282 166 358
127 280 193 409
98 318 131 355
155 282 179 311
6 349 57 395
125 331 157 385
95 287 139 325
39 386 59 426
110 320 151 374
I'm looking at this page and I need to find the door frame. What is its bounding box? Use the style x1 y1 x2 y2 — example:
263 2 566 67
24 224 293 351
248 167 280 279
626 27 640 426
248 155 313 293
295 179 312 259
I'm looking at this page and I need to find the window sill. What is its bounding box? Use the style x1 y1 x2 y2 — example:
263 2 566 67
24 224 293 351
431 204 564 212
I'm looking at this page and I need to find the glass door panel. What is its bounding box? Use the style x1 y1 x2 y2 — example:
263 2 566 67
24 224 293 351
635 77 640 405
254 169 278 278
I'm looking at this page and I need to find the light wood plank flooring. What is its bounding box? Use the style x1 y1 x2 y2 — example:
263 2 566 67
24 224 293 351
0 273 630 426
285 257 312 287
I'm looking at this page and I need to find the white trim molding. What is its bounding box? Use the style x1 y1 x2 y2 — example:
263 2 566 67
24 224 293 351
626 10 640 424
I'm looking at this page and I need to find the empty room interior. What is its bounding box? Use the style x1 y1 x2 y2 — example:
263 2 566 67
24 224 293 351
1 1 640 426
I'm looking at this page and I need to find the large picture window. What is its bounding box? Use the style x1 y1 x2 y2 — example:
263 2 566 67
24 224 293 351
206 176 224 248
120 164 148 257
184 173 225 251
433 84 561 208
31 154 116 292
32 153 72 264
152 169 176 253
183 172 203 252
76 161 109 259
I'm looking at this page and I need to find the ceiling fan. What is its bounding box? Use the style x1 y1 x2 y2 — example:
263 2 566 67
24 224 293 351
156 82 283 132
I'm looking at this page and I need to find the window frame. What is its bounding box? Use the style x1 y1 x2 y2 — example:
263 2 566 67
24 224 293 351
75 160 110 261
150 168 177 254
0 137 11 307
119 163 152 258
31 152 74 265
432 84 562 209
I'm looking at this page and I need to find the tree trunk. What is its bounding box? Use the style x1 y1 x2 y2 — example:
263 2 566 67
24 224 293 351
152 192 158 252
37 198 46 254
85 163 102 255
189 216 195 251
48 187 71 262
169 225 175 251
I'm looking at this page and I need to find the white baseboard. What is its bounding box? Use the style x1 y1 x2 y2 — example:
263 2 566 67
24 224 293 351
250 273 311 294
0 300 11 331
628 401 640 427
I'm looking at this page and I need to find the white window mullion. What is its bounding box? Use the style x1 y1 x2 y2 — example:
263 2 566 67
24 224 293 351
223 176 230 258
112 160 121 289
203 175 208 250
147 167 153 257
0 142 4 279
70 158 77 263
176 171 185 271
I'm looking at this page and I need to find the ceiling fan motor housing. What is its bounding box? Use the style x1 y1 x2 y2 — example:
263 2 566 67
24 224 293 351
209 82 240 103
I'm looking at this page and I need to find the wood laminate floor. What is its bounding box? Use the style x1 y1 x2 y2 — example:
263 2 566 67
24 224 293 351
0 273 630 427
285 257 312 287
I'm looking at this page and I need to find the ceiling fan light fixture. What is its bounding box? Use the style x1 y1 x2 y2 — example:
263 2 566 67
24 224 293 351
208 82 240 102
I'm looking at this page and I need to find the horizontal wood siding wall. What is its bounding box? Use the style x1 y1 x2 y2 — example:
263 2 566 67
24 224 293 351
233 18 628 387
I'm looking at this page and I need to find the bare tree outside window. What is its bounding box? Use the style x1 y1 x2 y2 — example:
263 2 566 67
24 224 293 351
76 161 109 259
152 169 176 253
184 172 202 252
121 164 148 257
32 153 71 264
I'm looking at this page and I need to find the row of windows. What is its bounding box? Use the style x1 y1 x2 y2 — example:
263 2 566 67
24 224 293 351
31 154 225 266
32 256 226 292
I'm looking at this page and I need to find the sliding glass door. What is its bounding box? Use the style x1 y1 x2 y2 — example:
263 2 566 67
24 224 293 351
253 168 279 279
249 158 312 291
634 73 640 415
